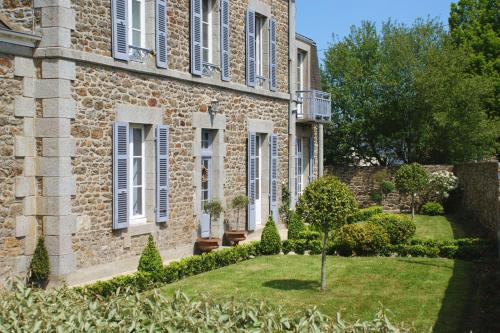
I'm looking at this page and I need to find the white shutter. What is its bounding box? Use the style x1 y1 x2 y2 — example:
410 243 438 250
247 132 256 231
220 0 230 81
309 136 314 183
270 134 279 223
112 0 129 61
156 125 169 223
191 0 203 75
269 17 277 91
156 0 168 68
246 9 256 87
113 122 129 229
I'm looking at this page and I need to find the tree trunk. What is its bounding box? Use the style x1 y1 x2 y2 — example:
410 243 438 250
411 194 415 220
320 231 329 293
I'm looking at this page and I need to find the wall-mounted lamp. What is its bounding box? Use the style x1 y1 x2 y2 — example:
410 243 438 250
208 98 219 117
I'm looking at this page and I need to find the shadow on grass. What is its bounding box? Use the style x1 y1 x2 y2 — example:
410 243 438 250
263 279 320 291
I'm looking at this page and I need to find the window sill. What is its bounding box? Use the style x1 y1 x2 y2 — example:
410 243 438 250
127 220 154 236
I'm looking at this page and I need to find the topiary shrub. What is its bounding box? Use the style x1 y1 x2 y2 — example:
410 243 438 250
138 235 163 276
381 180 395 196
350 205 384 223
28 237 50 288
395 163 429 219
367 213 416 244
259 216 281 255
421 202 445 216
336 222 389 256
287 211 305 240
297 230 322 241
370 192 383 204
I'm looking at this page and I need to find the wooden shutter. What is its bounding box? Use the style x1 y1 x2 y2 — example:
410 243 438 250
191 0 203 75
309 136 314 183
247 132 256 231
156 0 168 68
156 125 169 223
113 122 129 230
112 0 129 61
270 134 279 223
269 17 277 91
246 9 256 87
220 0 230 81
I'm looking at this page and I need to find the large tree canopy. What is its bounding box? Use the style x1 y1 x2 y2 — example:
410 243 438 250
323 19 499 166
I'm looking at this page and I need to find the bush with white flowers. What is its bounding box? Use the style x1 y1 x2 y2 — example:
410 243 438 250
427 170 458 202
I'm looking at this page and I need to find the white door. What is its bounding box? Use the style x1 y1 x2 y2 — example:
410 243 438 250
255 134 262 226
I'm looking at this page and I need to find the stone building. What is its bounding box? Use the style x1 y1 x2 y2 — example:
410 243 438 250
0 0 331 284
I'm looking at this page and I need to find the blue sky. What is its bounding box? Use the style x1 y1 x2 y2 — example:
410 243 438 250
296 0 454 60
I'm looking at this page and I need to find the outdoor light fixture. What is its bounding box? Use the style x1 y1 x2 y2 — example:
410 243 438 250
208 98 219 117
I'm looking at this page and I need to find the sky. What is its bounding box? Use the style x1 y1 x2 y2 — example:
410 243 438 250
296 0 454 60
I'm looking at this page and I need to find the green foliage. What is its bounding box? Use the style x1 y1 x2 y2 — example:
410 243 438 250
336 222 390 256
421 202 445 216
405 238 496 260
0 280 410 333
204 200 224 220
279 184 292 225
386 244 440 258
259 216 282 255
298 230 322 241
367 213 416 245
381 180 395 195
282 239 322 255
28 237 50 287
395 163 429 218
231 194 249 230
350 205 384 223
370 192 383 203
137 235 163 276
287 211 305 240
323 19 498 165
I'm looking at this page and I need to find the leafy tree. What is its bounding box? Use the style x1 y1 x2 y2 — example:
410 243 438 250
394 163 429 219
323 19 498 165
450 0 499 119
231 195 249 230
296 176 357 292
204 200 224 238
138 235 163 276
29 237 50 288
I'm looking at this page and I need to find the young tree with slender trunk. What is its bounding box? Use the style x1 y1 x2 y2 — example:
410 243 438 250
395 163 429 219
296 176 357 292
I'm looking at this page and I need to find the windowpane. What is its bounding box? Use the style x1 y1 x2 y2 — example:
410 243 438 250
133 157 142 186
133 128 142 156
133 187 142 215
132 0 141 29
132 30 141 47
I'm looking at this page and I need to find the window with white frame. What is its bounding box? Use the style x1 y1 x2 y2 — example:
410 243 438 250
130 124 146 223
201 130 213 211
297 51 306 92
202 0 213 64
295 137 304 197
129 0 145 48
255 14 266 78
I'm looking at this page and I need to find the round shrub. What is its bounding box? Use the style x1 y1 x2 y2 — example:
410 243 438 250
421 202 444 216
259 216 281 255
308 240 322 255
138 235 164 276
287 211 305 240
335 222 389 256
350 205 384 223
367 213 416 244
381 180 395 195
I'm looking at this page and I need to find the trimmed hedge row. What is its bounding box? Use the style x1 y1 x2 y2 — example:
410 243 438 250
281 237 496 260
349 205 384 223
80 242 261 297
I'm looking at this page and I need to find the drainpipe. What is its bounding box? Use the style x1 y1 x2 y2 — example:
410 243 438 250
288 0 296 208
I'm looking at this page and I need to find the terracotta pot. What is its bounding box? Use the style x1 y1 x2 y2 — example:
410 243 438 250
224 230 247 245
196 238 221 252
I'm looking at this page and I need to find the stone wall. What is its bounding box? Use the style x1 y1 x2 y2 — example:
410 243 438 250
0 0 34 30
71 0 289 93
0 54 25 279
71 62 289 269
326 165 453 212
455 162 500 238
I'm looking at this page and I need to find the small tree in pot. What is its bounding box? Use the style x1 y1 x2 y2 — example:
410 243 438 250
231 195 249 231
204 199 224 238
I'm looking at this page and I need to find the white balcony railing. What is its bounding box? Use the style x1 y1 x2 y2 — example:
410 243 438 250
296 90 332 123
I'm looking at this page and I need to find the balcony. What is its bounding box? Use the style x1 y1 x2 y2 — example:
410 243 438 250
296 90 332 123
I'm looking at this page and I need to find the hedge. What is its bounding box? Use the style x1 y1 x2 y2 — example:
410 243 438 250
80 242 261 297
349 205 384 223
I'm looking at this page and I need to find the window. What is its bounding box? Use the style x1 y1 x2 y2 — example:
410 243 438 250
255 135 261 200
297 51 305 91
295 137 303 196
129 124 145 223
129 0 145 48
255 15 266 78
201 130 213 211
202 0 213 64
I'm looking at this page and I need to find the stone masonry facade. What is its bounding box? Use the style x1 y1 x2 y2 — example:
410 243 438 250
0 0 327 284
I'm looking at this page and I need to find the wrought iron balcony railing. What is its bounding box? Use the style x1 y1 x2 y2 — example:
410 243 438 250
296 90 332 123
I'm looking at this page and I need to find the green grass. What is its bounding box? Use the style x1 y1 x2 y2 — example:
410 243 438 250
413 214 471 240
162 255 475 332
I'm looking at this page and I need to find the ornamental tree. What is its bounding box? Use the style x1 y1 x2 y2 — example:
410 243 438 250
395 163 429 219
296 176 357 292
231 195 249 230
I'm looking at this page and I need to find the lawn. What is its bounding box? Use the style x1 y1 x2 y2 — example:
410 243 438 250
162 255 475 332
412 214 471 240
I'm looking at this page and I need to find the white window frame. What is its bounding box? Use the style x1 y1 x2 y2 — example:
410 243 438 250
202 0 213 64
255 15 266 78
297 51 305 91
201 130 213 211
129 124 146 224
128 0 146 48
295 137 304 197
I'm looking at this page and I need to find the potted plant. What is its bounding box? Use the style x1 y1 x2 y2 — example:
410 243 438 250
225 195 249 245
196 199 224 252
